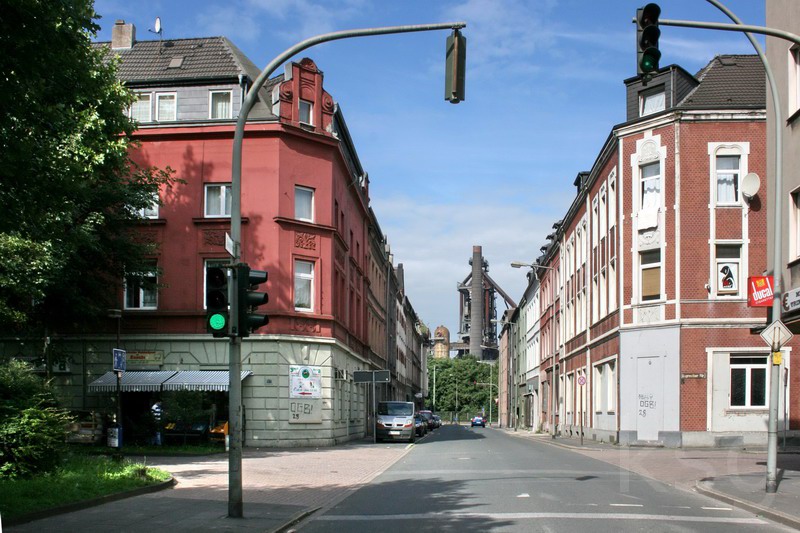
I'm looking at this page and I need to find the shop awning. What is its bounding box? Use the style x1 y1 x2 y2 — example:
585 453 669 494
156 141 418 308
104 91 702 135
88 371 178 392
162 370 252 392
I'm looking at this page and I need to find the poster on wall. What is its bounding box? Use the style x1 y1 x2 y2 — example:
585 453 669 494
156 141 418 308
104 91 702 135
748 276 774 307
717 262 738 294
290 365 322 399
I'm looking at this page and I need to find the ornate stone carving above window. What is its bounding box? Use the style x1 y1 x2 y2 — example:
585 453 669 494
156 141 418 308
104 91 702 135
638 140 660 163
295 231 317 250
203 230 226 247
637 304 663 324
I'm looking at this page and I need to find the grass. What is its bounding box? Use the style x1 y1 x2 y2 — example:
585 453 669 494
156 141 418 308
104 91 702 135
78 442 225 456
0 452 172 522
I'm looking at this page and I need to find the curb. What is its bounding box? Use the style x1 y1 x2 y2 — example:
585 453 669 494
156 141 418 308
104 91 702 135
271 506 321 533
694 481 800 530
4 476 176 527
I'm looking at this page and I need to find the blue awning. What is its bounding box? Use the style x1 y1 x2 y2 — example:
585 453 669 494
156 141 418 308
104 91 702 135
87 370 253 393
88 371 178 392
162 370 252 391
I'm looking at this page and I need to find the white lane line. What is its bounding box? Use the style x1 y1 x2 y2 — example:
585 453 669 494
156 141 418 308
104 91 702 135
662 506 692 510
702 506 733 511
517 493 530 498
315 512 766 525
610 504 644 507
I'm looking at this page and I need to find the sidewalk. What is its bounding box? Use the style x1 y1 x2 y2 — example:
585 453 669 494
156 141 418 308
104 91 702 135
503 428 800 530
4 438 412 533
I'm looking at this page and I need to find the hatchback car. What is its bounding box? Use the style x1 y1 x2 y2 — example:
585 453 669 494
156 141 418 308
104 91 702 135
471 416 486 428
413 414 427 437
417 410 435 430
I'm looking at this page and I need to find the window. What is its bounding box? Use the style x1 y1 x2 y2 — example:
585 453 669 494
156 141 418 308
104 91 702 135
210 91 232 119
299 99 313 125
640 87 665 116
205 184 231 217
156 93 176 121
124 265 157 310
792 46 800 115
295 186 314 222
609 176 617 227
609 259 617 311
639 86 666 117
607 360 616 412
730 355 768 408
130 93 152 122
640 249 661 301
641 162 661 210
272 85 281 116
592 197 599 248
716 244 741 296
138 191 159 219
716 155 740 204
203 259 228 309
294 260 314 311
793 190 800 259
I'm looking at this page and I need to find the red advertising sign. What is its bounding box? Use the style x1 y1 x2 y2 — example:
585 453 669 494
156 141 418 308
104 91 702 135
748 276 774 307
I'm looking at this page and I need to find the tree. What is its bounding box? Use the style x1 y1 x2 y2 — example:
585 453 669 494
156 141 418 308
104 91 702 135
0 0 175 333
427 355 497 415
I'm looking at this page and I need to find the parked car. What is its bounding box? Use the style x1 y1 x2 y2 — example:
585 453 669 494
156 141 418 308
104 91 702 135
417 410 435 430
376 401 416 443
471 416 486 428
413 414 427 437
432 415 442 428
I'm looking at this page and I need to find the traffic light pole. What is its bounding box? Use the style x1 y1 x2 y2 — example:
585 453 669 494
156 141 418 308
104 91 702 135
227 22 465 518
653 6 800 494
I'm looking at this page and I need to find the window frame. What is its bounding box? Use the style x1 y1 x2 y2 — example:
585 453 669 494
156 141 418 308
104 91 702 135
129 92 152 123
155 92 177 122
204 183 232 218
640 248 662 302
138 191 159 219
715 243 742 297
124 264 158 310
209 90 233 120
729 354 769 409
714 154 741 206
299 99 313 125
294 185 314 223
640 161 661 211
294 259 315 312
639 86 666 116
792 188 800 260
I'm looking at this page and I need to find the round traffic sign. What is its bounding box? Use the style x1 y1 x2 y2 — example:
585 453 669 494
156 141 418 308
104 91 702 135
577 375 586 386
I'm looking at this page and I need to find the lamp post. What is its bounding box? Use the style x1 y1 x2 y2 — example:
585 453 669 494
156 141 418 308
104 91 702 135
226 22 466 518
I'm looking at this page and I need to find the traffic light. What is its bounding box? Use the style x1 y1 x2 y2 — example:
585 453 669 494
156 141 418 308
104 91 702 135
206 266 229 338
636 3 661 77
236 263 268 337
445 29 466 103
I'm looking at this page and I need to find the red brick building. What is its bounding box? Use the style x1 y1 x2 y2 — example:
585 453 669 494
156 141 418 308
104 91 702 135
535 55 797 446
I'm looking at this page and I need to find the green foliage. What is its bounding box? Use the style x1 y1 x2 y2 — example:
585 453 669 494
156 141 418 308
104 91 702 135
426 355 498 414
0 0 177 331
0 361 73 479
0 452 171 520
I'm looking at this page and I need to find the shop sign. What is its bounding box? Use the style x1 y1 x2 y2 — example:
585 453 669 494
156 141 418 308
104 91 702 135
783 286 800 314
748 276 774 307
126 350 164 367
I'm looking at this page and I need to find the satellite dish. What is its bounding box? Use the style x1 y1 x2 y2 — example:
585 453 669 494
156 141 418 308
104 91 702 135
741 172 760 199
154 17 162 35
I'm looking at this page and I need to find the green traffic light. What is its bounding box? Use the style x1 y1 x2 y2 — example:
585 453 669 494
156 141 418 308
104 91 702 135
209 313 227 331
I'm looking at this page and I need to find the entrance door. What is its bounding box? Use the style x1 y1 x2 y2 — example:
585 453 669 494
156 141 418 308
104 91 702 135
636 356 663 441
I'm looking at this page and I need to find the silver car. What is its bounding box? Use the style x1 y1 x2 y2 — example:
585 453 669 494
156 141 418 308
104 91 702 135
376 401 415 443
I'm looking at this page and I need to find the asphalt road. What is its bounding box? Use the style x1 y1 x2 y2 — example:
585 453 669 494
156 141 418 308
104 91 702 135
297 424 791 533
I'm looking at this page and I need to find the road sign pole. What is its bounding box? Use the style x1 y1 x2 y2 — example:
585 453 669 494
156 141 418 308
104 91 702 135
373 377 377 444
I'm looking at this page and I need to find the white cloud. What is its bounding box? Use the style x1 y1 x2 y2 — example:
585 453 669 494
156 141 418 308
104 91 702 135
373 193 569 335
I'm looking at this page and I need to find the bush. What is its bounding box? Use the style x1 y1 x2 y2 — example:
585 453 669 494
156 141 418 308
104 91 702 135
0 360 72 479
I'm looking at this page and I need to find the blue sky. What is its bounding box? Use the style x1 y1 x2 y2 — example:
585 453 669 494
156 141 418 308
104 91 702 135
93 0 765 339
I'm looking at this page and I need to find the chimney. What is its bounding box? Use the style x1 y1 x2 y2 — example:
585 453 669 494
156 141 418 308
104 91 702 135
111 20 136 50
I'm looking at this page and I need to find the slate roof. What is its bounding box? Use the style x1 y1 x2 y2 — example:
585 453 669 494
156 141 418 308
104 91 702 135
678 54 765 109
93 36 281 118
94 36 260 84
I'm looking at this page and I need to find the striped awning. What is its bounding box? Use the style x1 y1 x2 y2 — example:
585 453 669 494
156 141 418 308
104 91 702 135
162 370 252 391
88 371 178 392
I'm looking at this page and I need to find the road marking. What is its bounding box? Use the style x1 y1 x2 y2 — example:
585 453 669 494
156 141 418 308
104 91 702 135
517 493 530 498
610 504 644 507
701 506 732 511
315 512 766 525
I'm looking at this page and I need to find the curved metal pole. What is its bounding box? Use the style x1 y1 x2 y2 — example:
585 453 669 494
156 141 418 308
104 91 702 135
703 0 784 494
226 21 465 519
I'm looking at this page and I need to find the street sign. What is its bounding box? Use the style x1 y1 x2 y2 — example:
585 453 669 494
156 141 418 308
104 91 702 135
577 375 586 386
112 349 126 372
375 370 391 383
225 232 235 258
760 320 793 351
353 371 373 383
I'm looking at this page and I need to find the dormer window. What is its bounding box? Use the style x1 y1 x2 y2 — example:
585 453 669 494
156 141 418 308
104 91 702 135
210 90 232 119
640 86 665 116
299 99 313 125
